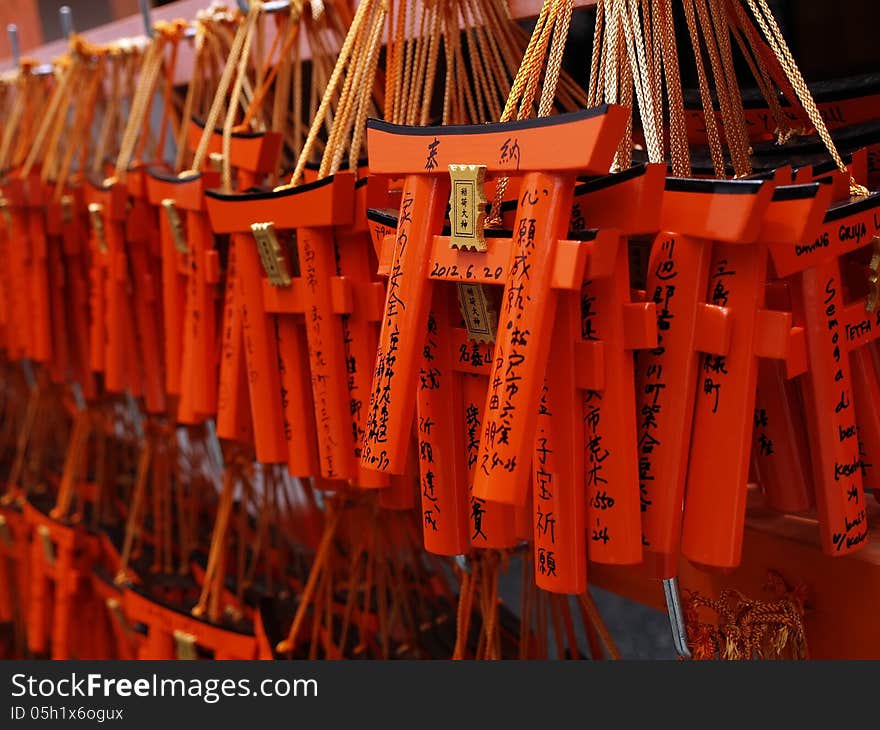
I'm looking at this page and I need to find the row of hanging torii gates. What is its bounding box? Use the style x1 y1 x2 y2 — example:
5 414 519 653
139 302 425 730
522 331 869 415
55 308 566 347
1 0 880 660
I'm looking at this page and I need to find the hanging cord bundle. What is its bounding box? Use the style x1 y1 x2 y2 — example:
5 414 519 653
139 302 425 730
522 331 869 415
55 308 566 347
287 0 586 188
508 555 621 659
275 496 450 659
486 0 579 224
191 445 252 621
683 572 809 660
173 11 224 173
285 0 388 188
0 368 61 505
90 45 134 178
111 20 188 185
184 1 344 189
49 41 108 200
451 552 507 659
0 60 52 175
588 0 867 194
587 0 751 176
739 0 867 196
191 448 321 624
112 407 214 583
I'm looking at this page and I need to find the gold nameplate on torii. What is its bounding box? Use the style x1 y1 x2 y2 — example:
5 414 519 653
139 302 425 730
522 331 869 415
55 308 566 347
0 514 11 547
448 164 488 252
37 525 56 566
457 282 497 344
60 195 74 224
105 598 134 637
161 198 189 254
87 203 108 253
867 235 880 313
251 221 292 287
0 197 11 229
173 629 198 660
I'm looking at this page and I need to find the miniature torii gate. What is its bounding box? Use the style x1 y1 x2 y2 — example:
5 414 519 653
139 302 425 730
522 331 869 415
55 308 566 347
146 166 223 425
362 107 628 475
680 181 833 570
362 107 674 591
762 165 880 556
202 131 321 478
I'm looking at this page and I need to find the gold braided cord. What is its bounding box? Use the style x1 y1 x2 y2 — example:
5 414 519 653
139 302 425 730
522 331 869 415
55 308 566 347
186 7 252 175
587 0 858 183
395 0 416 124
725 0 789 142
347 2 388 169
221 4 262 191
682 0 725 176
619 0 662 163
154 25 185 164
21 61 75 178
0 70 31 172
614 41 633 170
42 59 86 184
638 0 659 149
53 58 104 197
658 0 689 175
286 0 376 187
405 1 432 124
601 0 621 110
488 0 574 224
324 0 386 176
537 0 573 117
92 53 125 176
292 21 304 158
710 0 751 171
587 0 604 106
175 22 208 172
418 0 445 124
113 35 167 181
319 2 369 176
693 0 750 176
744 0 867 196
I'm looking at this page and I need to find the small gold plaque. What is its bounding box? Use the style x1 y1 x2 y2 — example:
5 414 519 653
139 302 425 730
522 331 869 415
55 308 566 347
867 235 880 313
37 524 55 565
60 195 73 224
448 164 488 252
161 198 189 254
87 203 107 253
251 222 292 287
0 197 11 229
457 282 496 343
106 598 133 636
173 629 198 660
0 515 11 547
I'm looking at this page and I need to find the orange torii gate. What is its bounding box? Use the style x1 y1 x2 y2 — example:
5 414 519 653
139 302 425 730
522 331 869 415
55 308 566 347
362 107 627 475
679 181 833 570
146 167 223 425
762 164 880 556
362 107 661 591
